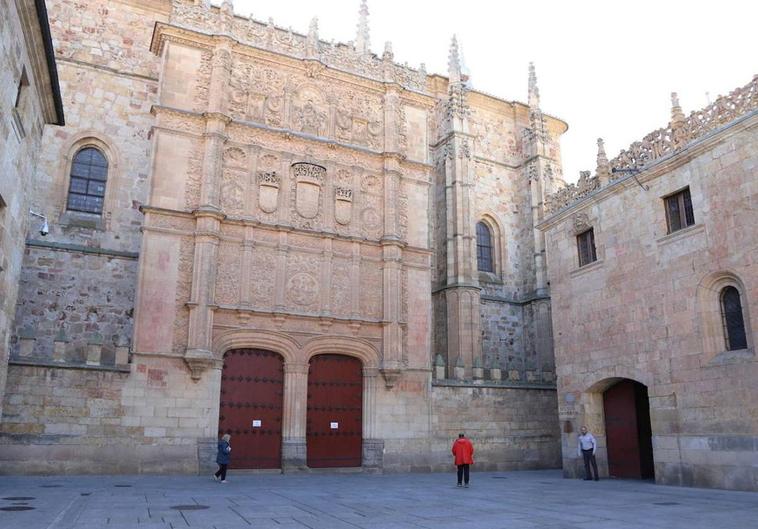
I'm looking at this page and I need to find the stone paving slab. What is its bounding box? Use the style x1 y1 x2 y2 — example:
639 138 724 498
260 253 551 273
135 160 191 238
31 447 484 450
1 470 757 529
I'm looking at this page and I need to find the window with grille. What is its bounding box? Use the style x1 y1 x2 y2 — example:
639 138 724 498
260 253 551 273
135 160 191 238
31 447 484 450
664 187 695 233
67 147 108 214
577 228 597 267
476 222 494 273
721 286 747 351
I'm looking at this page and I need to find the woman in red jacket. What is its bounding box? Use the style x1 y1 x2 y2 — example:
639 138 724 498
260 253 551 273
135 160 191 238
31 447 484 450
452 433 474 487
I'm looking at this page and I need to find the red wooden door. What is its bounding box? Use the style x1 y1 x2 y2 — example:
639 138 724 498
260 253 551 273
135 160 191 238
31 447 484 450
603 380 641 478
307 354 363 468
218 349 283 469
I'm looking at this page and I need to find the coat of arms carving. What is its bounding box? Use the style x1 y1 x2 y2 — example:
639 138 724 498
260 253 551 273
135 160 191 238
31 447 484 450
257 171 280 213
292 162 325 219
335 187 353 225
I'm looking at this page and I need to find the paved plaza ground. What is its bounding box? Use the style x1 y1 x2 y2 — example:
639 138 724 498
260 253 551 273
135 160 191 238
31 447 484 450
0 469 756 529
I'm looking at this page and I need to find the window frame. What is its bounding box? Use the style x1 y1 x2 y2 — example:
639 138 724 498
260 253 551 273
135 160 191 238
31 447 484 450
65 147 109 215
576 228 597 268
720 286 748 351
476 221 494 273
664 187 695 234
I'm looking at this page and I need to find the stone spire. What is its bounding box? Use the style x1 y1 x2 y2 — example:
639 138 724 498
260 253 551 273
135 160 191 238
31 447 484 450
528 62 540 108
670 91 685 125
383 41 393 61
219 0 234 33
448 35 462 85
306 17 319 57
596 138 611 185
355 0 370 55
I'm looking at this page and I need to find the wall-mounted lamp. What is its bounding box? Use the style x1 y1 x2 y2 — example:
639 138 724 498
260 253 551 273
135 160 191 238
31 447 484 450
29 209 49 236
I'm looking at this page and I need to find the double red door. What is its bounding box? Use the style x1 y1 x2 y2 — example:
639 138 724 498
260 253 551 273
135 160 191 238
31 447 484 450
306 355 363 468
603 379 654 479
218 349 283 469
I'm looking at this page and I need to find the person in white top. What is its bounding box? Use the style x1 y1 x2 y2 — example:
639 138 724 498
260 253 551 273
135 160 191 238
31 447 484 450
577 426 599 481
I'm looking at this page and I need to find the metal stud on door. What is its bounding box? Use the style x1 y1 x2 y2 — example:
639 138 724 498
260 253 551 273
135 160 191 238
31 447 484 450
218 349 284 469
306 354 363 468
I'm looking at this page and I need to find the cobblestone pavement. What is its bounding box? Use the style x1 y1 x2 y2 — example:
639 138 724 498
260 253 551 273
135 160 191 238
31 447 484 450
1 470 756 529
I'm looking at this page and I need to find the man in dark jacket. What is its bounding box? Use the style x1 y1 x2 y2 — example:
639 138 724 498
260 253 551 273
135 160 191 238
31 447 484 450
213 433 232 483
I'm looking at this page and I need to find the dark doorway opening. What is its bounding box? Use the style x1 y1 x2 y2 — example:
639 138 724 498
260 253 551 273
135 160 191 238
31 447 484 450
603 379 654 479
218 349 284 469
306 354 363 468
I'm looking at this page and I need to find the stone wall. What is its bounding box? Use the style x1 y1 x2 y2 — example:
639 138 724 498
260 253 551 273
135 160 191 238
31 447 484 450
426 385 560 472
0 0 62 418
11 245 137 362
9 0 167 368
542 110 758 491
0 356 215 474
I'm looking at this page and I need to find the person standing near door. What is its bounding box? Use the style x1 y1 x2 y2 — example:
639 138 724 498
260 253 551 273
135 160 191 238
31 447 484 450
214 433 232 483
452 433 474 488
577 426 599 481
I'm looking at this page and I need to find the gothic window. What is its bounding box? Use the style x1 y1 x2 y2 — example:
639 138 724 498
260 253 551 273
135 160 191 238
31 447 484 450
577 228 597 267
721 286 747 351
66 147 108 214
476 222 494 273
664 187 695 233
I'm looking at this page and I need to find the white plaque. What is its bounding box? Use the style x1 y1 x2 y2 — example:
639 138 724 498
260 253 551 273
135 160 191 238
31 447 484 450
252 420 262 428
330 422 339 429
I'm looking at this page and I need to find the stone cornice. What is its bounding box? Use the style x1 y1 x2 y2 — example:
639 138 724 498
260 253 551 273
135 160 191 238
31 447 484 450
538 111 758 231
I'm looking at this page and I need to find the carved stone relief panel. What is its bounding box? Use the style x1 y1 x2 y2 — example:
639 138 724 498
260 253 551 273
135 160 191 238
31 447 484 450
220 168 246 217
285 252 321 313
192 50 213 113
359 261 383 319
172 236 195 354
250 247 276 307
215 242 242 306
330 256 352 319
291 85 328 137
184 138 204 211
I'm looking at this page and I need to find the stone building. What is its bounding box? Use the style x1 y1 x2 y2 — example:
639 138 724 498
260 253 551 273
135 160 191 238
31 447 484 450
0 0 565 474
0 0 63 419
539 78 758 491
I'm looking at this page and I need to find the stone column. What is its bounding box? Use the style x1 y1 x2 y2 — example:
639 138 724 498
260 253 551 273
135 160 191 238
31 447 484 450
362 367 384 471
282 362 309 471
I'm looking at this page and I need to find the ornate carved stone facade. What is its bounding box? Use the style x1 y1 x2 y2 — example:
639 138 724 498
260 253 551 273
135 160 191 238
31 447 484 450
1 0 565 474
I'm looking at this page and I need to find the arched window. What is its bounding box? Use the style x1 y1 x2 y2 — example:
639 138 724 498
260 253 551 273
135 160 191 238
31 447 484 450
66 147 108 214
721 286 747 351
476 221 493 273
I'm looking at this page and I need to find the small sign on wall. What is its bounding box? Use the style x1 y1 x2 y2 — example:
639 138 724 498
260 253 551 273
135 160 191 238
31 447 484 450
330 422 339 430
252 420 262 428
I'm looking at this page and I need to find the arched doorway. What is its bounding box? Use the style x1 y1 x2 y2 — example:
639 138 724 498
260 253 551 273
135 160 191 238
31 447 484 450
218 349 284 469
306 354 363 468
603 379 654 479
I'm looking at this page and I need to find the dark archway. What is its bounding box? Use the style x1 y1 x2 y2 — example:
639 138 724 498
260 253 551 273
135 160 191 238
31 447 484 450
603 379 654 479
218 349 284 469
306 354 363 468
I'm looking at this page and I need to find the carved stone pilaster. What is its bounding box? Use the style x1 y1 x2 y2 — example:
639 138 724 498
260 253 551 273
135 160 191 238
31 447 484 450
184 348 218 381
282 362 309 471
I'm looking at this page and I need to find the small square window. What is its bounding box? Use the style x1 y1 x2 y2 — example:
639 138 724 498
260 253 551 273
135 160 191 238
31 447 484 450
577 228 597 267
664 187 695 234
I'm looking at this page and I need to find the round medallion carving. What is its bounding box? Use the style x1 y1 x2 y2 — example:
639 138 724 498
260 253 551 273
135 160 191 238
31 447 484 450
286 272 319 306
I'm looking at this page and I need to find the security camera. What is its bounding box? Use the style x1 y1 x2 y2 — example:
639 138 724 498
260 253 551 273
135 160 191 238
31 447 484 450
29 209 49 237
